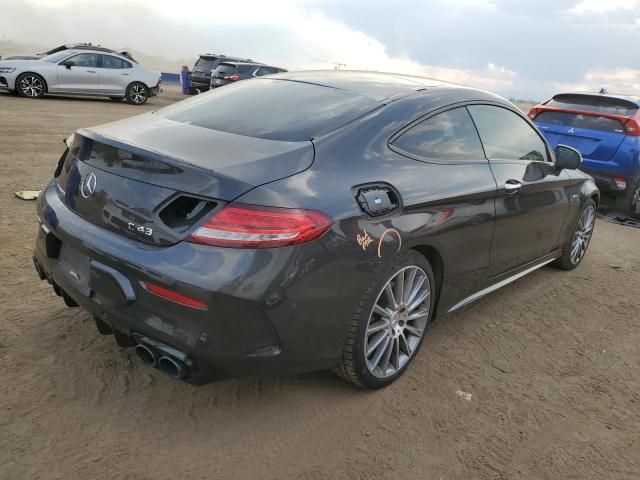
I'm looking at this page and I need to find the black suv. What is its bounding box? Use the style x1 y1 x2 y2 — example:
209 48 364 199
210 62 287 88
189 54 254 92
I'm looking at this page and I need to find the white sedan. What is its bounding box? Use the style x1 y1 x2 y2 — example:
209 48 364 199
0 49 161 104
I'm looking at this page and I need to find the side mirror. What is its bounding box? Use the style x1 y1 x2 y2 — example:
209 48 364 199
555 144 582 170
62 61 75 69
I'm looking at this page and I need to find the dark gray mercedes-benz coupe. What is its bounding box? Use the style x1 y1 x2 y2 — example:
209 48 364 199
33 71 598 388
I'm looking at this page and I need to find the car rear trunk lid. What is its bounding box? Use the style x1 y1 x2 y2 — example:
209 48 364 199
533 94 638 162
54 116 314 246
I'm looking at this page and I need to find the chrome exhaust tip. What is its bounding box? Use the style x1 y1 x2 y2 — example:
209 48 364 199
134 344 156 367
157 356 187 379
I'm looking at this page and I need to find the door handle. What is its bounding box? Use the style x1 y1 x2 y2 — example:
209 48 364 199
86 70 96 73
121 73 130 76
504 180 523 194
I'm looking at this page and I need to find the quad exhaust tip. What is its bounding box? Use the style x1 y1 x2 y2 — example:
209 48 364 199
135 344 156 366
158 356 187 379
134 342 187 379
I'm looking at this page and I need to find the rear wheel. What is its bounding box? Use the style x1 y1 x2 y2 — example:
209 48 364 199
553 199 596 270
336 251 435 389
16 73 45 98
626 181 640 219
125 82 149 105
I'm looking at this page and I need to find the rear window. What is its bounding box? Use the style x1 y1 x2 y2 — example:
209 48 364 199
536 111 625 134
160 78 379 141
214 63 236 76
547 94 638 116
195 57 218 70
237 64 256 74
393 107 485 161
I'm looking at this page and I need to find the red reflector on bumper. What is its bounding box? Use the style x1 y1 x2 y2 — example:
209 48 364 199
143 282 207 310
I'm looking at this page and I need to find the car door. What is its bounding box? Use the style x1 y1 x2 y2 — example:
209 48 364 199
98 55 133 95
56 53 100 93
467 104 572 277
388 106 497 276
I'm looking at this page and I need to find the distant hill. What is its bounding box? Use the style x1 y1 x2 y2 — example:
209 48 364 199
0 40 192 73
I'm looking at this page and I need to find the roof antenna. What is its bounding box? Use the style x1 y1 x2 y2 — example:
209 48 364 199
599 87 608 94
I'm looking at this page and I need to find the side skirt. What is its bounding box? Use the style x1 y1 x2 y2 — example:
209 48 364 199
447 252 561 313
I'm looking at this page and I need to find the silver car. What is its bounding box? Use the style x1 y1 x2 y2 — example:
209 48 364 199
0 49 161 104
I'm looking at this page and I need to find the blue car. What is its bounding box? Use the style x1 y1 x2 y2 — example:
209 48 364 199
530 92 640 218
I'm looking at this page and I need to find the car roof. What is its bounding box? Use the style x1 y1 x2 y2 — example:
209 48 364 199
57 49 134 62
218 61 264 67
267 70 470 102
553 92 640 108
199 53 254 62
43 44 137 62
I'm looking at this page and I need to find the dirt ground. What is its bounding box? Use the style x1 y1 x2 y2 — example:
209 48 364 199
1 86 639 480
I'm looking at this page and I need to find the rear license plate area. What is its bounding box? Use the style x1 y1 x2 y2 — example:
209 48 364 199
57 243 91 297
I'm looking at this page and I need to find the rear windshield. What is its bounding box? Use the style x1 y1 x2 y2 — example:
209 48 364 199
195 57 218 70
547 94 638 116
535 111 625 134
237 64 256 74
160 78 379 141
214 63 236 76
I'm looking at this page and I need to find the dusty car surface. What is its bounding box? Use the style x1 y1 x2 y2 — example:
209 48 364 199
33 71 599 388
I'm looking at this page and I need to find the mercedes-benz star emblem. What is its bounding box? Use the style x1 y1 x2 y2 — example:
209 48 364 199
80 172 97 198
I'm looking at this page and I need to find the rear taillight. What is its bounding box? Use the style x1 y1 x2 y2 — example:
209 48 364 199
613 177 627 190
224 75 240 81
625 117 640 136
186 203 332 248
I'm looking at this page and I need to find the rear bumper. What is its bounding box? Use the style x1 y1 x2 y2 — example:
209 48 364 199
33 181 367 384
189 77 210 91
579 168 637 194
210 78 233 89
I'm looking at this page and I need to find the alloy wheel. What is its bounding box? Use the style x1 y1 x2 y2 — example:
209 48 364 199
570 205 595 265
365 266 431 379
632 185 640 216
129 84 147 104
20 75 44 97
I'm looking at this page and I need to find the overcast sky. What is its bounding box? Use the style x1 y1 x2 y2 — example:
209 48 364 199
1 0 639 99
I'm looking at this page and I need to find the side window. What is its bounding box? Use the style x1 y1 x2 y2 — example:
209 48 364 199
66 53 98 68
101 55 131 69
468 105 548 162
392 107 485 161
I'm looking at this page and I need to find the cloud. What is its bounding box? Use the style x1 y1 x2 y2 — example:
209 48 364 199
0 0 638 99
553 67 640 95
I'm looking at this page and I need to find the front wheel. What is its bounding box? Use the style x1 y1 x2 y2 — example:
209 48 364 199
125 82 149 105
553 199 596 270
336 251 436 389
16 73 45 98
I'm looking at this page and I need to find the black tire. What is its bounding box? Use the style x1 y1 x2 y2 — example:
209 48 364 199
125 82 149 105
16 73 46 98
622 181 640 219
336 251 436 389
553 199 596 271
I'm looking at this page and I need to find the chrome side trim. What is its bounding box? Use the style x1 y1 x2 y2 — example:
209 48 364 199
448 257 557 313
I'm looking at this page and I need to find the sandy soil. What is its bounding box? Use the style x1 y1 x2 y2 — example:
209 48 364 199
1 86 639 480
